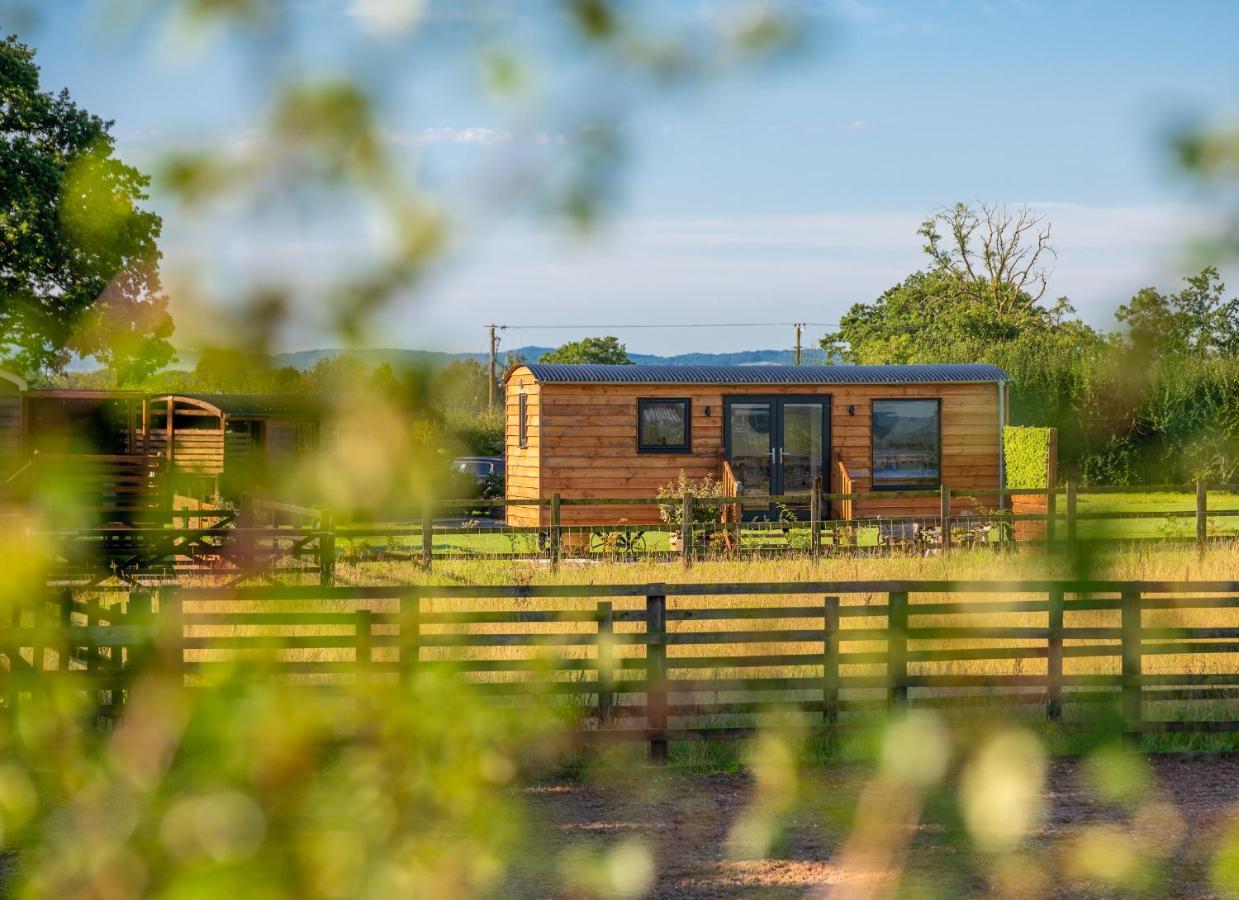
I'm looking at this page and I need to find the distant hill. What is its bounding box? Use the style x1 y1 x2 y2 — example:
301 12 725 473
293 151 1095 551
263 346 825 371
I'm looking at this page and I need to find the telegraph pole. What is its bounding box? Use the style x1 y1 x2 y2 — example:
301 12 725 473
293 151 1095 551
487 324 504 413
793 323 804 366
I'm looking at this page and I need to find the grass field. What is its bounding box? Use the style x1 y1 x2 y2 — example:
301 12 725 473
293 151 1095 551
333 490 1239 559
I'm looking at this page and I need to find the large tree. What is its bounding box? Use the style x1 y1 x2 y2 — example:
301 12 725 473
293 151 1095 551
1 35 173 381
823 203 1087 365
539 335 632 365
1116 266 1239 358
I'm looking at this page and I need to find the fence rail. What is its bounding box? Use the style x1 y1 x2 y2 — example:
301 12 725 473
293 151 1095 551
21 480 1239 585
4 580 1238 758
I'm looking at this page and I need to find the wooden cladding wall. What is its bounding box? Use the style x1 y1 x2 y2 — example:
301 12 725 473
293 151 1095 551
147 430 225 476
505 370 542 527
505 370 1002 526
0 382 21 473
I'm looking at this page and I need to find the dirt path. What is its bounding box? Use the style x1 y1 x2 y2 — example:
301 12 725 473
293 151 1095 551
508 755 1239 898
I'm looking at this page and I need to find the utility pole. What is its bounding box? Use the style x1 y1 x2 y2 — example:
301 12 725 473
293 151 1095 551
487 324 503 414
793 323 804 366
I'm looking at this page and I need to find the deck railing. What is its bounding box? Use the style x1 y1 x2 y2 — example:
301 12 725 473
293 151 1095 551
5 580 1238 760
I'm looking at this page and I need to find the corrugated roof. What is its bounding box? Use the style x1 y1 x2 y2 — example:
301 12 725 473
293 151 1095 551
521 363 1009 385
168 394 325 418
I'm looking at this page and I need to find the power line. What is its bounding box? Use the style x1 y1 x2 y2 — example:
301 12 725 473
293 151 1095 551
503 322 839 330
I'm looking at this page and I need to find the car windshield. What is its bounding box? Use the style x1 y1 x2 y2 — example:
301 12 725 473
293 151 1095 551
453 460 491 476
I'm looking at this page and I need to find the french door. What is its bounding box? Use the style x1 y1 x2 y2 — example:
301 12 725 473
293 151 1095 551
723 395 830 521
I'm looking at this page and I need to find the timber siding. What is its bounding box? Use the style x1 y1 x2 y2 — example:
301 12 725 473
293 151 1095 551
504 365 1004 526
505 369 542 526
0 377 23 476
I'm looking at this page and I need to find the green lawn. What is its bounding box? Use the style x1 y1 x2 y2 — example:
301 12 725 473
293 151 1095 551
328 490 1239 559
1070 490 1239 540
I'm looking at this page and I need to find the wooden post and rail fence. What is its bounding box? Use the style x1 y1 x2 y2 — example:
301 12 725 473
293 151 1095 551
4 580 1239 760
18 479 1239 584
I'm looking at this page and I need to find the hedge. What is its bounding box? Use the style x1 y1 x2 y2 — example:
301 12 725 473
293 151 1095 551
1004 426 1053 489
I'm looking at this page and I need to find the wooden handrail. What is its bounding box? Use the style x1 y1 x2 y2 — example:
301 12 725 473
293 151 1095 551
835 457 855 521
718 453 742 531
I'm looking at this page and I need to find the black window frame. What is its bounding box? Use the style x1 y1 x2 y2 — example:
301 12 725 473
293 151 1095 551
518 392 529 449
636 397 692 454
869 397 942 491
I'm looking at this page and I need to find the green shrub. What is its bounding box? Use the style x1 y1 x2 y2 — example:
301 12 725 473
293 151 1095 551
1004 426 1052 489
656 473 729 528
445 411 504 457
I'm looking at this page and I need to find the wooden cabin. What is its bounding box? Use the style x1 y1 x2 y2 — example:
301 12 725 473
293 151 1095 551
0 369 27 480
149 394 325 498
0 375 328 503
23 389 149 455
504 363 1009 526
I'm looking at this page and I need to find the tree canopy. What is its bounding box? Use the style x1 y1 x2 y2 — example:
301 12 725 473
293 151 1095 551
1116 266 1239 359
821 201 1239 484
539 335 632 365
0 35 173 382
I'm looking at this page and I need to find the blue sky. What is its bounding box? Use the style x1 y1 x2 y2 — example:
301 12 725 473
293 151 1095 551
10 0 1239 355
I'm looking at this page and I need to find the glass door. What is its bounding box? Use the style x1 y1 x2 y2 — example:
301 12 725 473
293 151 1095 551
780 400 827 519
726 400 775 518
725 396 830 520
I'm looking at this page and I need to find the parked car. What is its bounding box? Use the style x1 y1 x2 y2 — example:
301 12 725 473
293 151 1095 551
450 456 505 482
449 456 505 518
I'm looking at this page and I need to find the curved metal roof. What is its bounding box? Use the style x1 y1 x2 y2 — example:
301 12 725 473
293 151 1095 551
153 393 324 418
520 363 1009 385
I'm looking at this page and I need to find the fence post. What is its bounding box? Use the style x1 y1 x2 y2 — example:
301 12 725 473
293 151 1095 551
645 591 668 764
1045 484 1057 548
810 487 821 560
1121 590 1142 749
823 596 840 724
1196 479 1208 550
550 493 561 570
939 485 951 552
1046 589 1063 721
597 601 614 725
887 591 908 710
56 590 73 675
1065 480 1078 552
398 595 420 688
120 590 154 719
161 589 186 690
421 503 434 570
319 512 336 587
4 603 18 714
237 492 255 576
355 609 373 687
680 494 693 569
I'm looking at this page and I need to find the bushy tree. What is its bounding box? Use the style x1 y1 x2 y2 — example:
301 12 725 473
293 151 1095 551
824 203 1092 365
0 35 173 381
1116 267 1239 358
821 202 1239 483
539 335 631 364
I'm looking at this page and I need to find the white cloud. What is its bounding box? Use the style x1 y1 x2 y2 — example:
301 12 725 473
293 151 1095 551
159 201 1231 355
823 0 881 21
347 0 427 36
385 127 568 146
407 126 513 145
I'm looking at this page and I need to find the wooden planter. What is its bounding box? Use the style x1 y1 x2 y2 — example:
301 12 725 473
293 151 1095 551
1011 494 1048 545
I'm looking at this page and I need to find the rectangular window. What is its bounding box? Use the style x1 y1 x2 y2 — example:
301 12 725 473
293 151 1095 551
295 421 318 450
518 393 528 449
871 398 941 489
638 398 691 453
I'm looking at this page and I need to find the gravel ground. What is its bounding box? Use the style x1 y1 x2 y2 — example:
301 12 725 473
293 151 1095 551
508 754 1239 898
